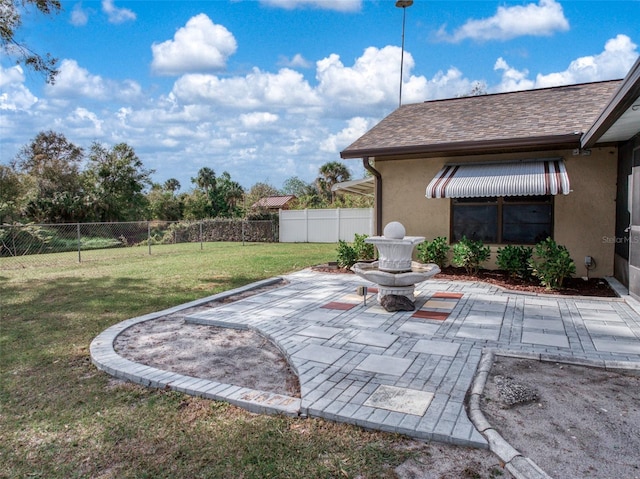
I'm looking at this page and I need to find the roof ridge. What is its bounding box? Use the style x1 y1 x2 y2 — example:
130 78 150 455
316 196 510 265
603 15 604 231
412 78 624 106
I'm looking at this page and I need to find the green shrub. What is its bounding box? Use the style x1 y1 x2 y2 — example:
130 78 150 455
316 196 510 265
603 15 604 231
451 236 490 275
416 236 450 269
336 240 358 269
529 237 576 289
496 245 533 280
353 233 375 260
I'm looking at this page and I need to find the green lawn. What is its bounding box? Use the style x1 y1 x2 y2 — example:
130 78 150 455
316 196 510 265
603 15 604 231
0 242 414 478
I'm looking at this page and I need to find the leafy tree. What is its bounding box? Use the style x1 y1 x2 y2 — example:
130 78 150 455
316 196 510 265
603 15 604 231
1 0 61 83
0 164 34 223
147 184 183 221
191 167 216 195
213 172 244 217
85 142 154 221
11 130 85 222
316 161 351 203
282 176 312 197
182 190 211 220
163 178 181 194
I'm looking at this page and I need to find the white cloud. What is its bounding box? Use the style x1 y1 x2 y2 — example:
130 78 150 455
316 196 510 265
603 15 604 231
240 112 279 129
535 34 639 87
316 46 413 112
439 0 569 42
0 65 38 111
102 0 136 24
44 59 142 102
70 3 90 26
493 57 535 92
260 0 361 12
172 67 321 110
494 35 639 92
151 14 237 76
54 107 104 138
320 117 373 153
278 53 312 69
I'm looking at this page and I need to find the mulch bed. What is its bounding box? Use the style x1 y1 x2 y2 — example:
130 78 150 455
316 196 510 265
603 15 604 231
311 264 617 298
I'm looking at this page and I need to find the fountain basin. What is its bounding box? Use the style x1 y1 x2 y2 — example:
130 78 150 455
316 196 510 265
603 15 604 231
365 236 425 272
351 261 440 302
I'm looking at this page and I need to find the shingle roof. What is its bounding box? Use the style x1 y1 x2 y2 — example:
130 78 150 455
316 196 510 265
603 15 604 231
252 195 296 209
341 80 622 159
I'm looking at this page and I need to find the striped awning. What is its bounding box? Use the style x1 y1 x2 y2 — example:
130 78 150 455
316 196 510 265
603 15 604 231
425 159 571 199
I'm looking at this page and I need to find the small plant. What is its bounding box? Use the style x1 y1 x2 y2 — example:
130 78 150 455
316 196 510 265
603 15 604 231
496 244 533 280
336 240 358 269
353 233 375 260
529 237 576 289
416 236 450 269
451 236 490 275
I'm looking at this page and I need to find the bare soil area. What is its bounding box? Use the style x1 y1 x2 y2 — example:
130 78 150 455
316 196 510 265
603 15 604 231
481 356 640 479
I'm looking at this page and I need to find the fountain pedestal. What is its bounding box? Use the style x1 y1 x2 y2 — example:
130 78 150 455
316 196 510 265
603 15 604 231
351 222 440 310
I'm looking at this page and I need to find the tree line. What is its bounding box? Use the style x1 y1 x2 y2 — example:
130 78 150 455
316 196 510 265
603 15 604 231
1 131 371 224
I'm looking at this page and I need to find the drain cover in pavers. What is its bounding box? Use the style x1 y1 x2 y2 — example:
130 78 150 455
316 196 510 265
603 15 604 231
411 339 460 357
293 344 347 364
356 354 413 376
364 384 434 415
350 331 397 348
321 302 357 311
297 325 343 339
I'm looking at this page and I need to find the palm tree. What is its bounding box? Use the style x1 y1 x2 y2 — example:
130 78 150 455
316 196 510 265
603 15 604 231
316 161 351 203
191 167 216 195
163 178 181 194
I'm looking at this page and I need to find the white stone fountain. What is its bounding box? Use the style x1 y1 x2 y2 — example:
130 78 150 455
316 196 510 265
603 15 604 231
351 222 440 310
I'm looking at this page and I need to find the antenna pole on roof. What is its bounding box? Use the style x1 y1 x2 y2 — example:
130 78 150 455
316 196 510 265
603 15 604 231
396 0 413 107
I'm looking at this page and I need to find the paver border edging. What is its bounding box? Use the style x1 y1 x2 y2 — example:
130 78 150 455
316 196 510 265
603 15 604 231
468 349 640 479
89 276 302 417
467 350 554 479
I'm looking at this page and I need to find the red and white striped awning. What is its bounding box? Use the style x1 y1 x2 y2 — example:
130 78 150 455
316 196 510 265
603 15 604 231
425 159 571 199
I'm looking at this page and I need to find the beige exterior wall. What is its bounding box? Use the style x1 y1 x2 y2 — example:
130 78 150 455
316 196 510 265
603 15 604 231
374 147 618 278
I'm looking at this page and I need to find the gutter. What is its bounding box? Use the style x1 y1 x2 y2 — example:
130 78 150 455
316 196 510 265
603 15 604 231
362 157 383 236
340 133 582 160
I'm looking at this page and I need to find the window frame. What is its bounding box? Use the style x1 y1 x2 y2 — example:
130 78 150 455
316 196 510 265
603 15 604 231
450 195 554 245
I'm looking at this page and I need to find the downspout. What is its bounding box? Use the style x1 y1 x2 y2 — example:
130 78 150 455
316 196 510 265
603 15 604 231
362 156 382 235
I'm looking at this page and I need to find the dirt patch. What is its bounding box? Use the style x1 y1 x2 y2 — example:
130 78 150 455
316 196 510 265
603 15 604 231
481 356 640 479
115 313 301 397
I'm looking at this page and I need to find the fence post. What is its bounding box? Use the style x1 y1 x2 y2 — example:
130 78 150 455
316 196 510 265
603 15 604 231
336 208 341 242
242 219 246 246
77 223 82 263
200 221 203 250
305 209 309 243
148 222 151 255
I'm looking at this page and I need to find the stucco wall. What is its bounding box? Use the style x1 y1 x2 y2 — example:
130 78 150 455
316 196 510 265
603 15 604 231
374 148 617 278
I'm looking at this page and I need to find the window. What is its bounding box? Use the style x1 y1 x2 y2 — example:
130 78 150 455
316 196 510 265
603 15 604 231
451 196 552 244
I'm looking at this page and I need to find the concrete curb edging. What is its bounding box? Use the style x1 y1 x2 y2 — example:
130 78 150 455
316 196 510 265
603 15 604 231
467 350 554 479
90 277 302 417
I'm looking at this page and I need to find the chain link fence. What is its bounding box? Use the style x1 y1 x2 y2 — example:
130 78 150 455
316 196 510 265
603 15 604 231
0 219 278 270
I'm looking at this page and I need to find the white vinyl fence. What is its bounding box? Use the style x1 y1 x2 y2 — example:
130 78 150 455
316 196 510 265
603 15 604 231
279 208 373 243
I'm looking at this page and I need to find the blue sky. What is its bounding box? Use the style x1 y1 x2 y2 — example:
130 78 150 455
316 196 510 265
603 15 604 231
1 0 638 192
